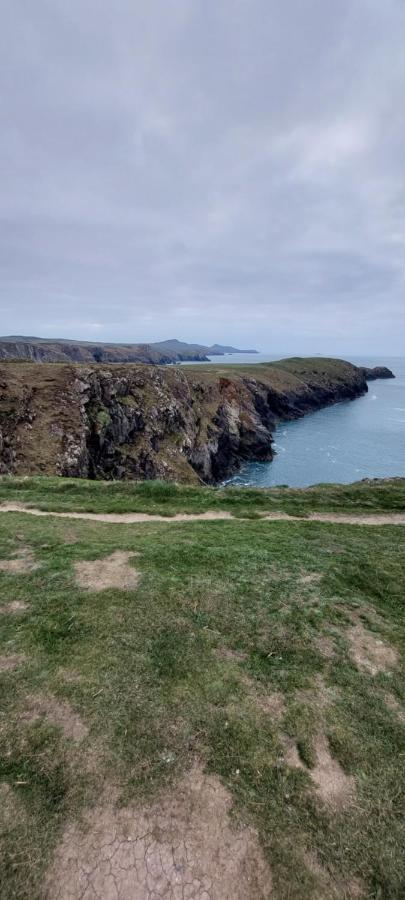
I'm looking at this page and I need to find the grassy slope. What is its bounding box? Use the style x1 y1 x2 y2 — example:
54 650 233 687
0 474 404 516
0 480 404 898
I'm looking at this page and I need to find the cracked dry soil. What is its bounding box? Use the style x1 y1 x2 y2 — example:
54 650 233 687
45 763 272 900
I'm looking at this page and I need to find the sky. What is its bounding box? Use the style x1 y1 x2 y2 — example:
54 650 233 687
1 0 405 355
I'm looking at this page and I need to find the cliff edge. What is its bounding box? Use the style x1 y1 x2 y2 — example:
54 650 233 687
0 357 394 483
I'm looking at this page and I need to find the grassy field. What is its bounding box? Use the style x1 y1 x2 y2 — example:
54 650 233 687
0 478 404 898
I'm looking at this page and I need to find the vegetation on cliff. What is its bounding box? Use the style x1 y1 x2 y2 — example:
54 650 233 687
0 356 392 484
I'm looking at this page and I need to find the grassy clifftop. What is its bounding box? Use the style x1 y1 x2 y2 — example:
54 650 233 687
0 474 404 516
0 478 404 898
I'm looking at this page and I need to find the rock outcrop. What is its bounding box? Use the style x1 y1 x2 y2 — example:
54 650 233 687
0 358 394 483
358 366 395 381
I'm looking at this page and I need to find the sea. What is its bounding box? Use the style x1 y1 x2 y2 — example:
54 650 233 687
186 354 405 487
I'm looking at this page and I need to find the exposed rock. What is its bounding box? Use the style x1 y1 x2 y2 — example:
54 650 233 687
359 366 395 380
0 358 394 484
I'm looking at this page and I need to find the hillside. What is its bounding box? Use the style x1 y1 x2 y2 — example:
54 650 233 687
0 335 256 365
0 477 404 899
0 357 393 483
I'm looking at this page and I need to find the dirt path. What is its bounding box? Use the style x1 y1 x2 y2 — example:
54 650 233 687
1 501 405 525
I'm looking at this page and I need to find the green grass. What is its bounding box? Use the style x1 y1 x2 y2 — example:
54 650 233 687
0 481 404 897
0 474 404 516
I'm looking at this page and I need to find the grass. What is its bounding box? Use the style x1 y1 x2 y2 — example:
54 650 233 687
0 478 404 897
0 474 404 516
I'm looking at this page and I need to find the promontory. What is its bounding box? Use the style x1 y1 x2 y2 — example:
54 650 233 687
0 356 394 483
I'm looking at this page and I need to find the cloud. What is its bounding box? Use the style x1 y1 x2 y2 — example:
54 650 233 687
1 0 405 354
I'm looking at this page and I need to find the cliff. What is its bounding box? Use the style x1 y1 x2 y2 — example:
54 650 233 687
0 357 394 484
0 336 256 365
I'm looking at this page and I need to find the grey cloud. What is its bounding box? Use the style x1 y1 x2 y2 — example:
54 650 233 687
1 0 405 353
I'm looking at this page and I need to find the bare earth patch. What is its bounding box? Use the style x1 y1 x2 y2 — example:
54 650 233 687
45 763 272 900
215 647 248 663
382 692 405 725
314 635 336 659
0 546 39 574
304 852 366 899
57 667 84 685
348 623 398 676
299 572 322 585
296 673 338 713
280 731 354 808
347 604 385 628
64 528 79 545
74 550 140 592
311 734 354 808
256 691 286 722
0 653 26 672
0 600 28 614
0 782 27 829
280 735 306 770
236 672 286 723
22 695 88 743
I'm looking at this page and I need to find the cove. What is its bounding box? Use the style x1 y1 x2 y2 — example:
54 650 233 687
226 357 405 488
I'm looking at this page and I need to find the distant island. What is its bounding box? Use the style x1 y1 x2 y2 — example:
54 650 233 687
0 335 258 365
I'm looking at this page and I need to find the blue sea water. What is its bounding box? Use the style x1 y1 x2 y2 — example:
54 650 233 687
221 355 405 487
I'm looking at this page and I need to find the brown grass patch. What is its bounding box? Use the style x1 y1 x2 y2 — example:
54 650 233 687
215 647 248 662
63 528 79 545
296 673 338 712
0 600 28 614
74 550 140 592
237 671 286 723
279 719 354 807
314 635 336 659
0 782 27 829
0 546 39 574
22 695 88 743
304 852 366 898
382 692 405 725
0 653 26 672
299 572 322 585
347 623 398 676
280 735 306 770
256 691 286 722
57 668 84 685
45 762 271 900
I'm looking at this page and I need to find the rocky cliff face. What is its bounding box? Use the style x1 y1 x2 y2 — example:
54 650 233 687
358 366 395 381
0 340 201 365
0 358 393 483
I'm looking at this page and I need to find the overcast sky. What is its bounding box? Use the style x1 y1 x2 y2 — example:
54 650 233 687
1 1 405 355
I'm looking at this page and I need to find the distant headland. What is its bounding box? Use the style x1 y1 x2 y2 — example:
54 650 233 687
0 335 258 365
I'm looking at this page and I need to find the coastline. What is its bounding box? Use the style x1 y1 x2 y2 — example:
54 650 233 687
0 357 393 484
